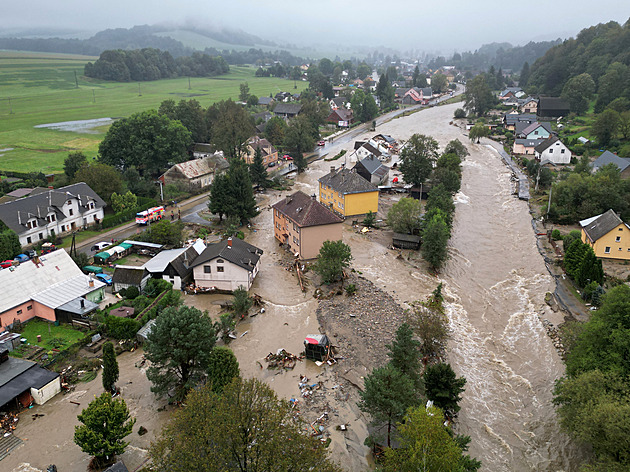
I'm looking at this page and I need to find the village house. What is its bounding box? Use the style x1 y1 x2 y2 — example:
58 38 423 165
591 150 630 178
272 191 344 260
354 155 390 185
142 240 205 291
329 96 349 110
258 96 274 107
159 154 228 190
326 108 354 128
503 113 536 131
499 87 522 100
0 183 105 246
520 97 538 114
534 136 571 164
580 209 630 261
537 97 570 119
243 136 279 166
273 102 302 119
0 249 105 333
516 121 552 140
112 266 151 293
191 237 263 291
318 166 379 217
512 139 539 156
0 353 61 410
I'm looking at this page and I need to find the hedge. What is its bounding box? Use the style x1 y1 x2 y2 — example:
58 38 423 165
101 197 158 229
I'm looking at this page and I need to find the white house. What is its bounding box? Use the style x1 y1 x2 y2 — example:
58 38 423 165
142 242 204 291
191 237 263 291
534 136 571 164
0 183 105 246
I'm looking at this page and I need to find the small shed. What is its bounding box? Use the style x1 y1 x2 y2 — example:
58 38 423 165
0 332 21 352
94 251 112 264
137 318 157 343
304 334 332 362
392 233 421 250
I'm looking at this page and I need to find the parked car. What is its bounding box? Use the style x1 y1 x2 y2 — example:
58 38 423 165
25 249 37 259
14 254 29 263
268 162 276 167
0 260 14 269
91 242 110 252
283 154 292 160
41 242 56 254
95 273 113 286
317 140 325 146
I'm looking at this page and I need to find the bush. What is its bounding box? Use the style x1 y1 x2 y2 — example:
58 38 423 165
125 286 139 300
551 229 562 241
345 284 357 296
454 108 466 119
104 316 141 339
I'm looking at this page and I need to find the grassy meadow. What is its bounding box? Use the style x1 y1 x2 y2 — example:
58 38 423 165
0 50 308 173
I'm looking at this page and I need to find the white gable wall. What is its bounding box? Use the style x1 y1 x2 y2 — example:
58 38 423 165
536 141 572 164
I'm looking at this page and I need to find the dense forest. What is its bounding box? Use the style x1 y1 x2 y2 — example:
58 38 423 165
428 39 561 73
84 48 230 81
524 19 630 109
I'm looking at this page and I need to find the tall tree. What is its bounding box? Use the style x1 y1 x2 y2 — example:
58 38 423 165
239 82 250 102
399 134 439 187
158 98 208 143
431 73 449 93
249 147 268 188
424 363 467 418
74 393 135 469
146 305 217 401
102 341 119 393
314 240 352 284
224 158 259 224
207 347 240 393
359 363 418 447
208 173 230 222
443 139 470 160
99 110 191 176
592 109 620 146
387 323 424 392
284 115 316 173
264 116 288 146
376 73 395 109
208 99 255 159
468 123 490 143
387 197 423 234
64 151 88 180
464 74 494 116
0 230 21 261
150 379 341 472
74 162 123 204
421 211 450 270
519 61 530 86
561 73 596 114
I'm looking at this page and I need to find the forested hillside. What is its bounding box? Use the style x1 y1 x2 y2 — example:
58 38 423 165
525 19 630 112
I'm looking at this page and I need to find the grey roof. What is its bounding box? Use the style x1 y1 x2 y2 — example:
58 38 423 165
57 297 99 315
252 111 272 122
272 191 343 228
318 168 379 195
331 96 347 107
33 275 106 309
112 266 147 285
500 87 522 97
538 96 570 113
361 142 382 157
137 319 156 342
6 188 34 198
0 182 106 234
592 151 630 173
580 209 627 243
0 357 59 407
374 134 396 144
504 113 536 125
122 240 163 249
192 237 263 272
521 121 552 136
534 136 561 153
514 139 538 147
104 461 129 472
393 233 421 243
143 248 188 274
273 103 302 116
258 96 273 106
356 155 389 178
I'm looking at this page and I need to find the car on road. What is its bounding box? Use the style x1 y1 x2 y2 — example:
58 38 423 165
25 249 37 259
283 154 292 160
95 273 113 286
14 254 29 263
91 242 110 252
268 162 276 167
0 260 14 269
317 140 325 146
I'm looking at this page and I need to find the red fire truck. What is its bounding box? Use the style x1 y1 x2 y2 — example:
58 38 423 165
135 206 165 225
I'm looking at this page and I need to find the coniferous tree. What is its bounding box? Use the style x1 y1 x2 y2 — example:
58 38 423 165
249 147 268 188
387 323 424 392
102 342 119 393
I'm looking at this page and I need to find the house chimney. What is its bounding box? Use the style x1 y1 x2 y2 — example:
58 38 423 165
286 195 292 204
311 194 316 200
80 299 85 308
330 166 335 174
227 237 233 249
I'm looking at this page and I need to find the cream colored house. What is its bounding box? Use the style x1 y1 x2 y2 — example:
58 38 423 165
191 237 263 291
580 209 630 261
273 191 344 260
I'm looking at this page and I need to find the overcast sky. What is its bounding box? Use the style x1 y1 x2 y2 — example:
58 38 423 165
2 0 630 53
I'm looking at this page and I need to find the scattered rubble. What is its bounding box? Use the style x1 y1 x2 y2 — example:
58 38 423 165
539 316 566 359
265 349 302 370
0 411 19 434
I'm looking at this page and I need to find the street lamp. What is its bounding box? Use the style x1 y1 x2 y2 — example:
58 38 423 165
535 158 556 192
156 180 164 202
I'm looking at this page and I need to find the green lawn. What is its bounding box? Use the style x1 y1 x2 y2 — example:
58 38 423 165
18 319 86 351
0 51 308 173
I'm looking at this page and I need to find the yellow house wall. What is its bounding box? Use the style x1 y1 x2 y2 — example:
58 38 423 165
345 191 379 217
582 224 630 260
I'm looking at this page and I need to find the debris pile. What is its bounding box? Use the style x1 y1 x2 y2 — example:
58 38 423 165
299 375 324 399
540 317 566 358
265 349 302 370
0 411 18 434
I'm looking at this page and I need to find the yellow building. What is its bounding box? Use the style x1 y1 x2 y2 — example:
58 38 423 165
318 166 379 217
580 209 630 261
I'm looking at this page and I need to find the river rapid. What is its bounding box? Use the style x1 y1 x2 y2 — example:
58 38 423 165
317 104 582 471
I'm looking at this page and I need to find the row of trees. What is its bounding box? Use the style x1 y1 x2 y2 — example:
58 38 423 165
554 285 630 470
84 48 229 82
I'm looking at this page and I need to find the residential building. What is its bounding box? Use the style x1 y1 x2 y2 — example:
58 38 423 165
0 183 105 246
159 154 228 190
354 155 390 185
258 96 274 107
0 249 106 333
326 108 353 127
192 143 215 159
512 139 539 155
516 122 552 140
0 355 61 409
112 266 151 293
499 87 522 100
520 98 538 114
534 136 571 164
580 209 630 261
503 113 536 131
318 167 379 217
143 244 203 291
273 103 302 119
243 136 278 166
537 97 570 118
191 237 263 291
329 96 348 110
591 150 630 178
272 191 344 260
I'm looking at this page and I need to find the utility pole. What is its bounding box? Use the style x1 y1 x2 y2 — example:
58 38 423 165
138 83 142 96
188 77 191 90
92 89 96 103
8 97 13 114
74 70 79 88
547 184 553 216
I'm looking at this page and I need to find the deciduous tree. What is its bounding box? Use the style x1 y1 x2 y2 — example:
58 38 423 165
284 115 316 172
468 123 490 143
146 305 217 401
0 230 21 261
387 197 423 234
421 211 450 270
592 109 620 146
314 240 352 284
64 151 88 180
561 73 596 114
464 74 494 116
208 99 255 159
431 73 449 93
110 191 137 214
399 134 439 187
74 162 123 204
74 393 135 469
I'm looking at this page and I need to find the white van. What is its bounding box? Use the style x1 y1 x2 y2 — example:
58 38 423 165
90 241 110 252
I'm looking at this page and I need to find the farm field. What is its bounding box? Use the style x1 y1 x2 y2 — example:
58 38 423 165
0 51 308 173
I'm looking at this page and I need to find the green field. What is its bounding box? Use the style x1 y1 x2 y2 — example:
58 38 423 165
0 51 308 173
18 319 86 351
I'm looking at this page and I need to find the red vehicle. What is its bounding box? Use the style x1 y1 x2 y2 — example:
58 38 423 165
283 154 292 160
0 260 14 269
41 242 56 254
317 140 325 146
136 206 165 225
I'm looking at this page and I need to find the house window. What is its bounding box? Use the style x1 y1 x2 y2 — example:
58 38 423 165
217 259 224 263
17 310 22 315
605 246 611 254
561 149 565 154
68 209 73 216
549 149 553 153
60 225 65 232
39 233 43 240
26 237 32 244
88 202 95 210
47 214 56 223
217 266 224 272
28 220 37 229
27 305 32 311
616 236 621 242
204 266 211 273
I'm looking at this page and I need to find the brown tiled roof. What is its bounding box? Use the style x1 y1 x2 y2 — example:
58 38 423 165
273 191 343 227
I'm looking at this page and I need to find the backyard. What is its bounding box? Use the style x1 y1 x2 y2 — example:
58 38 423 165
0 51 308 173
13 319 86 352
